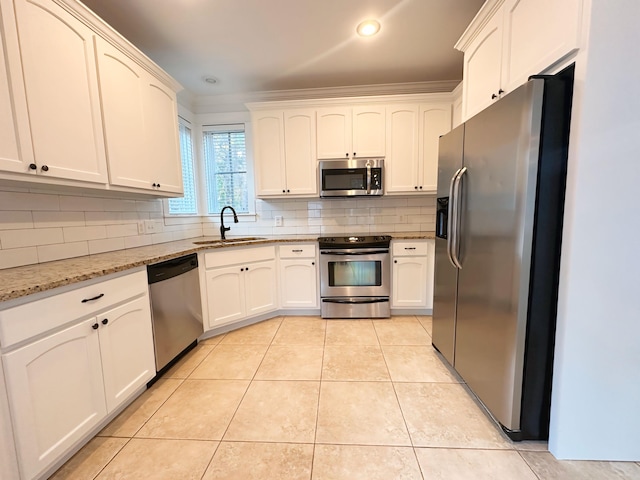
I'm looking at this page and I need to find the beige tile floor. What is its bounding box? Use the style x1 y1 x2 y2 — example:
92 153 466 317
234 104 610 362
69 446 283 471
51 315 640 480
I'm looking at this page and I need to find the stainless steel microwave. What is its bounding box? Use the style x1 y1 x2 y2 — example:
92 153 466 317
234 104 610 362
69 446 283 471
319 158 384 197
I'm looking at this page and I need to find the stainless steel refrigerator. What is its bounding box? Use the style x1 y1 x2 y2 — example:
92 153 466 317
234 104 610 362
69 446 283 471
432 66 574 441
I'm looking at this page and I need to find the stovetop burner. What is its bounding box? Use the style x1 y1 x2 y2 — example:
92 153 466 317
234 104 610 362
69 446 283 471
318 235 391 249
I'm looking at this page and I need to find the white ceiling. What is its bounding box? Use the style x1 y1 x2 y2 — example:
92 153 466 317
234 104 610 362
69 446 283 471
81 0 484 104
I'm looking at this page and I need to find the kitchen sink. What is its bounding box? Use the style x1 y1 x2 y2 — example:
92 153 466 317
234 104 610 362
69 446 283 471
193 237 266 245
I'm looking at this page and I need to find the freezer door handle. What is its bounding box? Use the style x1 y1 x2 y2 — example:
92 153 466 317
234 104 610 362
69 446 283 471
450 167 467 269
447 170 460 268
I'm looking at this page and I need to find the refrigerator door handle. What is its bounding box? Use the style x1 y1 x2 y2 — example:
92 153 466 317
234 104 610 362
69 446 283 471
446 169 461 268
451 167 467 269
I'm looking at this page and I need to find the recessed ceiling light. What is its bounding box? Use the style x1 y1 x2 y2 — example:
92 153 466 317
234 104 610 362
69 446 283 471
356 19 381 37
203 76 219 85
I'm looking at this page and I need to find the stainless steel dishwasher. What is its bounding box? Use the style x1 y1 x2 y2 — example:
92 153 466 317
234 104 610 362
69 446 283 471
147 253 203 372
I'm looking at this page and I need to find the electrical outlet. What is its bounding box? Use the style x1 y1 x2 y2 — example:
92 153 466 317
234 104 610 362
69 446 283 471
144 219 156 233
137 221 145 234
274 215 283 227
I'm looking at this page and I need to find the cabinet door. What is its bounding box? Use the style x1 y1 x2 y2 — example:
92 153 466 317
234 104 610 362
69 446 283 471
462 10 504 120
206 265 246 328
0 17 33 174
98 296 155 412
501 0 582 92
254 111 286 196
280 259 318 308
316 108 351 159
143 76 183 193
352 106 385 157
385 105 420 194
96 38 151 190
419 104 452 192
284 109 317 195
2 318 107 480
244 260 278 317
12 0 107 183
392 257 428 308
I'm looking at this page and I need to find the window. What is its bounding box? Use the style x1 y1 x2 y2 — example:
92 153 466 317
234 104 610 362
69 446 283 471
202 124 249 214
168 121 198 215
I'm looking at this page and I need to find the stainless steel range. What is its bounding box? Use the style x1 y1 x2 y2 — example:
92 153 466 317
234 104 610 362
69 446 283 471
318 235 391 318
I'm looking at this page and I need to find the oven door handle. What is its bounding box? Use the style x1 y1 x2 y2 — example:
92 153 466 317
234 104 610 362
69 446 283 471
322 298 389 304
320 250 389 255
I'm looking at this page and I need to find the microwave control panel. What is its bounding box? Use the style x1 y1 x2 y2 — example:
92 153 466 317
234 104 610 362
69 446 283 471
371 168 382 189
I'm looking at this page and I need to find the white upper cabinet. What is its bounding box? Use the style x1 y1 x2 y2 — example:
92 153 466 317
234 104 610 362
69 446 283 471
386 103 451 194
96 38 182 194
253 109 317 197
458 0 583 121
0 0 183 194
317 106 385 159
8 0 108 183
0 16 33 175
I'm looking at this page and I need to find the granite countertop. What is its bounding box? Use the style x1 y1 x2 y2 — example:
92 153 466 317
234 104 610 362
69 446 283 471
0 232 435 303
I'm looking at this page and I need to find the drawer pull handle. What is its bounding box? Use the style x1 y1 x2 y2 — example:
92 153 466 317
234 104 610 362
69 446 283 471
101 318 109 325
92 323 99 330
404 247 416 250
292 249 303 252
82 293 104 303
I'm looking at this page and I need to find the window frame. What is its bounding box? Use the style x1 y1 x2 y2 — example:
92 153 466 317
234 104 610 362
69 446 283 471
166 116 199 216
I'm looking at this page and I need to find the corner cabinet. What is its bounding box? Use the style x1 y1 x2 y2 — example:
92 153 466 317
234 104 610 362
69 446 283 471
96 38 182 195
0 0 183 195
458 0 583 120
385 103 451 194
0 270 155 480
316 106 385 159
252 109 317 197
204 246 278 329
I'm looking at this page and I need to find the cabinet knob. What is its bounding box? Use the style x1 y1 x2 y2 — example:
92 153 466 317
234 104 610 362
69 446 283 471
282 189 286 193
29 163 37 170
92 323 99 330
286 189 290 193
345 153 349 157
241 268 244 272
41 165 49 172
353 152 356 157
245 266 249 271
157 184 161 188
101 318 108 325
152 183 157 187
414 186 418 190
419 186 423 190
394 260 398 264
312 261 315 265
498 89 505 94
491 93 498 99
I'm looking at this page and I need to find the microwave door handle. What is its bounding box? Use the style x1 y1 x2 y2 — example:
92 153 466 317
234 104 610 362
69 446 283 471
366 162 372 194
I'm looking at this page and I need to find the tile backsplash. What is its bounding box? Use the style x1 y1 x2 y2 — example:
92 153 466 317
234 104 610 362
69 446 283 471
0 187 435 270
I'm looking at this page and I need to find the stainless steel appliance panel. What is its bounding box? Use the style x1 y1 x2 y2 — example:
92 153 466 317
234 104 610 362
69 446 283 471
148 254 204 371
319 158 383 197
321 297 390 319
433 125 465 365
454 80 544 431
319 248 390 299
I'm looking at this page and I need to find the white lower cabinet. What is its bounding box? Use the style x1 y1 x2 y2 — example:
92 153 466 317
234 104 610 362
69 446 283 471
279 244 318 309
204 246 278 329
0 270 154 480
391 240 434 311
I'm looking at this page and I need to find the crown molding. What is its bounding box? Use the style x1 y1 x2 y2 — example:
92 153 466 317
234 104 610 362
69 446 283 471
189 80 461 114
454 0 504 53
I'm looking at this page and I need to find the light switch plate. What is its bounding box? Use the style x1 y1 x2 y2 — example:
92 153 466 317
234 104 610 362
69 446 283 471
274 215 283 227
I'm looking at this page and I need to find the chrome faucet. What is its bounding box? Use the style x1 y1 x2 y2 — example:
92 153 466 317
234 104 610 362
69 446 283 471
219 205 238 239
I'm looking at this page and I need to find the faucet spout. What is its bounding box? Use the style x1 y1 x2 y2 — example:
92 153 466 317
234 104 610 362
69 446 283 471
219 205 238 240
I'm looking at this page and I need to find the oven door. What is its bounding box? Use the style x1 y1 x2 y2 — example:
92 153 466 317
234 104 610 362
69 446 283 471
320 248 390 298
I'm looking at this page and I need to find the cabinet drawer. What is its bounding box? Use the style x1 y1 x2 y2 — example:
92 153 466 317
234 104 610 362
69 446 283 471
392 241 428 256
0 270 147 349
279 244 316 259
205 245 276 269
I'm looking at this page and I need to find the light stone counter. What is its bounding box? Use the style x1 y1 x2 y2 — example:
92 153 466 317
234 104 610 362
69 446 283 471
0 232 435 303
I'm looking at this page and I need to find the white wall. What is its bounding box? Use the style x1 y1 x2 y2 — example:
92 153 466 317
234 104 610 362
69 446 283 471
549 0 640 460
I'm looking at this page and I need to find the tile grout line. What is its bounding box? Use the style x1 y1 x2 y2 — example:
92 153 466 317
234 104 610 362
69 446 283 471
309 317 329 480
